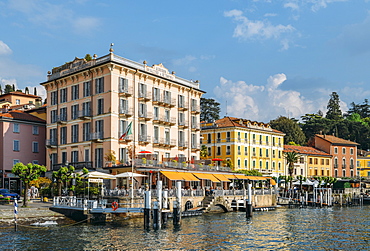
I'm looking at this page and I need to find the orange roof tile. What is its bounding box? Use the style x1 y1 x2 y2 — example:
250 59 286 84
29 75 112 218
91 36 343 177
315 134 359 146
284 145 331 156
0 110 45 123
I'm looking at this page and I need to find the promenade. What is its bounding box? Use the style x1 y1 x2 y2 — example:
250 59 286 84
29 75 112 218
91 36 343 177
0 199 66 225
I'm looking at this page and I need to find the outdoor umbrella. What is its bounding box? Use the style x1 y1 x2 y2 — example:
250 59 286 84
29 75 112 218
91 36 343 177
139 150 151 154
81 171 116 179
212 158 223 161
115 172 147 178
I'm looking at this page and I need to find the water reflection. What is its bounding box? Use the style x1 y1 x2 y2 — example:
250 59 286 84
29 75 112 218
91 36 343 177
1 207 370 250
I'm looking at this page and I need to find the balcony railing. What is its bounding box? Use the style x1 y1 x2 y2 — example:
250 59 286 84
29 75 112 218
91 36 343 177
57 115 67 124
52 161 93 171
138 91 152 101
191 105 200 113
46 139 57 147
78 110 91 118
119 107 133 116
139 111 152 120
178 101 188 110
91 132 103 141
342 164 347 169
178 141 188 148
139 135 151 143
178 120 188 127
119 86 133 96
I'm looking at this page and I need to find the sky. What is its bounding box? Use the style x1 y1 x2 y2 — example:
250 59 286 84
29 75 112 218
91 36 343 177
1 0 370 123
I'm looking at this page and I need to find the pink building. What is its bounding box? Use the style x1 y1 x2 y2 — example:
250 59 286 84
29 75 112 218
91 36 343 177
0 110 46 193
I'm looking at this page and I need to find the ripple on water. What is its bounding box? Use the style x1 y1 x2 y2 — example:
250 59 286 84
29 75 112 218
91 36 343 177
0 207 369 250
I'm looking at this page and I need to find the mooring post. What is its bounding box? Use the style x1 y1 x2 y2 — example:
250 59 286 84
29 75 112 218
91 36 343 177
320 191 323 207
173 181 182 226
154 180 162 229
14 198 18 232
246 183 253 218
144 191 151 229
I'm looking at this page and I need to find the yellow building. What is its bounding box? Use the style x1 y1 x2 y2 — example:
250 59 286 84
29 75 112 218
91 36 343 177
284 145 332 178
357 154 370 178
201 117 285 177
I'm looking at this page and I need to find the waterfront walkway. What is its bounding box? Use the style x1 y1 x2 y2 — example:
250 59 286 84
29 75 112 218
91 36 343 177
0 199 65 225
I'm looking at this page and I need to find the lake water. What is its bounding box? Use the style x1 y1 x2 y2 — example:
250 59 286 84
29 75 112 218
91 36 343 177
1 206 369 250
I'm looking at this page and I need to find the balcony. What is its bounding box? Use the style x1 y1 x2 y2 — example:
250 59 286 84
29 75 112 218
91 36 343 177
138 135 150 144
163 98 176 108
191 105 200 114
46 139 57 148
178 120 188 129
191 122 200 131
139 111 152 121
153 115 160 123
119 134 133 142
138 91 152 101
334 164 338 168
57 115 67 125
119 107 133 117
78 110 91 120
153 137 160 145
350 164 355 169
119 86 133 97
226 137 231 142
91 132 103 142
244 139 248 143
152 94 161 105
178 141 188 149
160 116 176 126
191 143 200 151
217 138 221 143
52 161 93 171
178 101 188 111
342 164 347 169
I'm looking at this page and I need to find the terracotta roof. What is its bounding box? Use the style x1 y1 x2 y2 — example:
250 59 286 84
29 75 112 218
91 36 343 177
284 145 331 156
201 116 284 134
0 110 45 123
315 134 359 146
0 91 41 99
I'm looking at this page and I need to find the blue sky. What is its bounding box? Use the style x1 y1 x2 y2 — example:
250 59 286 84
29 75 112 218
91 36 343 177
1 0 370 122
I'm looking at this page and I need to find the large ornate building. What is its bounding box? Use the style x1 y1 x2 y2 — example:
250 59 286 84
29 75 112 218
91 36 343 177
201 117 285 177
41 49 205 171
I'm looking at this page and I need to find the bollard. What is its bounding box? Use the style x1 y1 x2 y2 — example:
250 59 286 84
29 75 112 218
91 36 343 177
144 191 151 229
14 199 18 232
173 200 180 226
152 200 160 230
246 183 253 218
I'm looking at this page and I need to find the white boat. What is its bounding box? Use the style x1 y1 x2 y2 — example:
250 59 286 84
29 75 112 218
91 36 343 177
30 221 58 226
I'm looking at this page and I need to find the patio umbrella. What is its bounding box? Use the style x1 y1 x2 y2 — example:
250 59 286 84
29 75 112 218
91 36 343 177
115 172 147 178
139 150 151 154
81 171 116 179
212 158 223 161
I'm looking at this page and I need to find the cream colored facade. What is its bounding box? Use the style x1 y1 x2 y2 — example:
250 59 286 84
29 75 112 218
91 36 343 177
41 51 204 170
201 117 285 177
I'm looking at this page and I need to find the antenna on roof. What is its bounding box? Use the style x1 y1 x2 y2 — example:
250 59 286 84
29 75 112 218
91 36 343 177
109 43 114 53
226 100 228 117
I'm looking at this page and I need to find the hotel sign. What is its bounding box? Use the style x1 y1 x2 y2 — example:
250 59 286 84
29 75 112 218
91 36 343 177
145 63 175 80
88 178 103 183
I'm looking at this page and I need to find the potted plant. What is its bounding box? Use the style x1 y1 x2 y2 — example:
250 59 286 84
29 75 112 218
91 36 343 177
104 150 117 167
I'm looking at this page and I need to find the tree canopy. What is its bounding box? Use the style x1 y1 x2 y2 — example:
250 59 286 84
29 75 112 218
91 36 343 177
269 116 306 145
12 163 47 207
200 98 220 122
326 92 342 120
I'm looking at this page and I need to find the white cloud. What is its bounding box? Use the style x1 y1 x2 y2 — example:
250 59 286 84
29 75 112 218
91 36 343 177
224 9 295 49
7 0 100 34
309 0 348 12
284 2 300 11
73 17 101 34
172 55 197 66
0 41 12 55
214 74 326 122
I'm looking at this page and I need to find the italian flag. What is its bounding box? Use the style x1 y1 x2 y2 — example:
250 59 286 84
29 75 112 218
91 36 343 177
119 122 132 140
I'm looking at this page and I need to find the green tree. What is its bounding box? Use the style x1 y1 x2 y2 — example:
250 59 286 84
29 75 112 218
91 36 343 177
301 113 332 140
4 84 13 94
25 87 29 94
236 169 262 176
12 163 47 207
34 87 37 96
284 151 300 189
52 166 76 196
200 98 220 122
326 92 342 120
269 116 306 145
85 54 92 61
200 145 208 159
296 175 306 193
